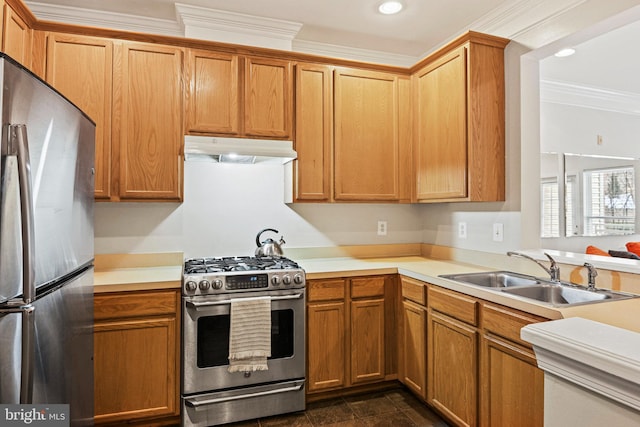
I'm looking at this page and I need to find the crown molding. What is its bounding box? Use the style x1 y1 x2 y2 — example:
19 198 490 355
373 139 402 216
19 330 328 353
293 39 417 68
175 3 302 50
541 79 640 116
25 1 183 36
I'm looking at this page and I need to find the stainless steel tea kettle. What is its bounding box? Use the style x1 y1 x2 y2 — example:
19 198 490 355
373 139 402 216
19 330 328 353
255 228 285 257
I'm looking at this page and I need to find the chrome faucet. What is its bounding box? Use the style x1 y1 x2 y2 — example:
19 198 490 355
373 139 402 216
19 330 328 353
507 251 561 283
583 263 598 291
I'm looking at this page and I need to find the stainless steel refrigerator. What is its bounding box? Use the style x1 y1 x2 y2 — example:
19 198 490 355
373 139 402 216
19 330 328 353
0 54 95 425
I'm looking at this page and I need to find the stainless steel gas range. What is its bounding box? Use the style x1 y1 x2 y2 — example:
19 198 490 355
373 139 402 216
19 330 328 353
181 256 306 427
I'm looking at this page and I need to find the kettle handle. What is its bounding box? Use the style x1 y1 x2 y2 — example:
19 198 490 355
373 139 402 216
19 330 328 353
256 228 279 247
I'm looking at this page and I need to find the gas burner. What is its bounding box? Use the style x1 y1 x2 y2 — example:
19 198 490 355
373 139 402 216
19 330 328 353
184 256 301 274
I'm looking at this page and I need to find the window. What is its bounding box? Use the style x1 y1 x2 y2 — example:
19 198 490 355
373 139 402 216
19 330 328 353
583 166 635 235
541 178 559 238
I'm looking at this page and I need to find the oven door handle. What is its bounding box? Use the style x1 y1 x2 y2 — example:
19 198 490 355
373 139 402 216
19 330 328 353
184 383 304 409
186 292 304 308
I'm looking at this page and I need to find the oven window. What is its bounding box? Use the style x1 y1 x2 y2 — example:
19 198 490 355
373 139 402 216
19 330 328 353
197 309 295 368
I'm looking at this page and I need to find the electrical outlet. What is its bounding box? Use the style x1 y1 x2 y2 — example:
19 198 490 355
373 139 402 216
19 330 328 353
493 223 504 242
377 220 388 236
458 222 467 239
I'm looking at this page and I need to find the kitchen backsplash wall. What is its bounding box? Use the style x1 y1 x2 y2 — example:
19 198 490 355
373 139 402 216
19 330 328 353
94 161 424 258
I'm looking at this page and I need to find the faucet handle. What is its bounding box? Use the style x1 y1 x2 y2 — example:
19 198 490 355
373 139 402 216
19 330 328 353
583 263 598 290
543 252 561 282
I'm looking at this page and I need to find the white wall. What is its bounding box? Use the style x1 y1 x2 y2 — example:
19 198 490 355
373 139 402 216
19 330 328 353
95 161 423 257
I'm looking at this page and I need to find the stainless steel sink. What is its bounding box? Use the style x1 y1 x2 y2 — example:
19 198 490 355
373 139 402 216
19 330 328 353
440 270 637 307
439 271 539 288
501 283 619 305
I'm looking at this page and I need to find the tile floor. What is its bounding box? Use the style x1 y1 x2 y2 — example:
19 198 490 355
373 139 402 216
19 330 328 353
224 387 450 426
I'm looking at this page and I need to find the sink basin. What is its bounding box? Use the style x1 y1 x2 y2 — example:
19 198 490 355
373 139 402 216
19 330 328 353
439 271 539 288
501 283 633 306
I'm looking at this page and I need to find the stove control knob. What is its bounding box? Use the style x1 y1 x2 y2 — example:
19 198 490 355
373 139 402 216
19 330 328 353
293 274 304 285
271 276 281 286
199 280 211 291
185 281 197 292
212 279 223 290
282 275 292 285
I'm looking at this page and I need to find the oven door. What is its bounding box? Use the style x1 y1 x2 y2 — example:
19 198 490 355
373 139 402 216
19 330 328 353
182 289 305 395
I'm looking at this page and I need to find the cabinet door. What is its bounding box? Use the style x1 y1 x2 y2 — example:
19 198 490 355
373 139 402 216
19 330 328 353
415 46 467 200
93 290 179 424
114 42 183 201
428 310 478 427
480 335 544 427
244 57 292 138
2 3 30 67
351 298 385 384
307 301 346 392
45 33 113 200
294 63 332 201
401 299 426 398
186 49 239 135
334 68 399 201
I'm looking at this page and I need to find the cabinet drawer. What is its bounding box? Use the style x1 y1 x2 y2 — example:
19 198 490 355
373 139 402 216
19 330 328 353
308 279 346 302
400 276 426 305
351 276 385 299
482 303 546 348
94 290 178 320
428 286 478 326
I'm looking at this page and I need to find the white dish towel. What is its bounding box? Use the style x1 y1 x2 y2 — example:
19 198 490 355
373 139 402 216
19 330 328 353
228 296 272 373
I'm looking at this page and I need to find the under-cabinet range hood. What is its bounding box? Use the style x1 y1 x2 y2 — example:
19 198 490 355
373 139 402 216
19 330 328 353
184 135 297 164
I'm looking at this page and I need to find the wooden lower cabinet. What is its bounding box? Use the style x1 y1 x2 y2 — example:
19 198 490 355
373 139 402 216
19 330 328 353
480 335 543 427
479 302 545 427
396 277 547 427
307 299 346 391
400 299 426 398
93 289 180 425
307 275 394 395
428 310 478 427
351 297 385 384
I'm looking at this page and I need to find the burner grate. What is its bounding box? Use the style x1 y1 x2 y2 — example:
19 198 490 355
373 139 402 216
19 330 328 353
184 256 300 274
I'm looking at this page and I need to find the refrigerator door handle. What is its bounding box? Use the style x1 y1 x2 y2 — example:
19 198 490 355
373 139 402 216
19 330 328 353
10 124 36 304
20 304 35 404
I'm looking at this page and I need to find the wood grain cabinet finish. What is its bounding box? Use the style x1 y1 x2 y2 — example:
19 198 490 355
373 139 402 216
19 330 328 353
307 279 347 392
114 41 184 201
413 33 508 202
334 68 400 201
44 33 113 199
93 290 180 425
398 276 427 398
294 63 333 201
2 2 30 67
244 56 292 138
427 286 479 427
307 275 394 394
186 53 292 139
185 49 239 135
350 277 385 384
479 303 545 427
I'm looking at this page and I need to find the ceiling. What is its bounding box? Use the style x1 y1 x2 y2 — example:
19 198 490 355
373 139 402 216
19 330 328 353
27 0 513 61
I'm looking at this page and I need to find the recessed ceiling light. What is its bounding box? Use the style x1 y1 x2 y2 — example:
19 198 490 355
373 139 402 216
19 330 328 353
554 48 576 58
378 1 403 15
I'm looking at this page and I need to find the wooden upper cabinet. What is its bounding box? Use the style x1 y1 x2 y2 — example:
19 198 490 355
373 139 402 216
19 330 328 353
244 56 292 138
45 33 113 199
413 33 508 202
2 3 31 67
415 47 467 200
186 54 291 139
294 63 332 202
186 49 239 135
114 42 183 201
334 68 399 201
